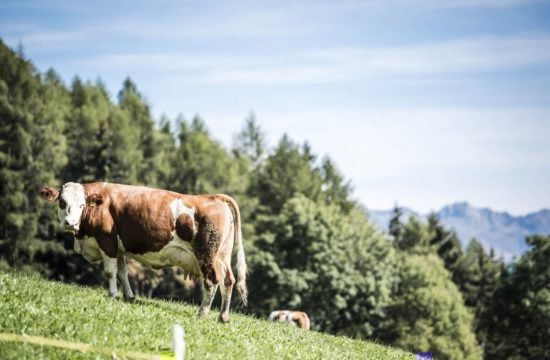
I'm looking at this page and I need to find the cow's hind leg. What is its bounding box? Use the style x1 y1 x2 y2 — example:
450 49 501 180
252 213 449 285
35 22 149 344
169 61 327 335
199 278 218 317
195 216 221 317
218 257 235 323
117 255 134 300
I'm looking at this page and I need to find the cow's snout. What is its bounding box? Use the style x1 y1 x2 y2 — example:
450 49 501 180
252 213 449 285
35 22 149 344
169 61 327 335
63 219 79 232
64 219 77 228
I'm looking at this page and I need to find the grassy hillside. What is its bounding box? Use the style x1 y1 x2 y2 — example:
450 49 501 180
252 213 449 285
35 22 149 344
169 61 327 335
0 271 413 359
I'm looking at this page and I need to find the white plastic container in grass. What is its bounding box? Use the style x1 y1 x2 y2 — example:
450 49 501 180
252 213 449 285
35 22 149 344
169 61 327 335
173 324 185 360
159 324 185 360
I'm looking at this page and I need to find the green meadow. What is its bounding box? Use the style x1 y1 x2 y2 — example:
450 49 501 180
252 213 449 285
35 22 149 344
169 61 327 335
0 271 413 359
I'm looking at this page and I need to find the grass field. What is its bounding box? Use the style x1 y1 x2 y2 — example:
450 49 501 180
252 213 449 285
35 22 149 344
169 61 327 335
0 271 413 359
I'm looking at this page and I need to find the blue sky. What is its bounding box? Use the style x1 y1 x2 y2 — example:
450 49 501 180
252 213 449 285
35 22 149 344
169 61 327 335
1 0 549 214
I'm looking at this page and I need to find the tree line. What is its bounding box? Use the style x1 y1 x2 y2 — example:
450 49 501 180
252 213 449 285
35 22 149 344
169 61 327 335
1 40 548 360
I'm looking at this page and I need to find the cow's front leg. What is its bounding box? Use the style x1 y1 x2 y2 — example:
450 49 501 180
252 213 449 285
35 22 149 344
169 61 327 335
102 255 118 298
117 255 134 300
198 278 218 317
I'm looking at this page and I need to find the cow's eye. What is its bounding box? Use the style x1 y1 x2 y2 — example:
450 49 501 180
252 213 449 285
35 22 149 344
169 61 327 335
59 200 67 210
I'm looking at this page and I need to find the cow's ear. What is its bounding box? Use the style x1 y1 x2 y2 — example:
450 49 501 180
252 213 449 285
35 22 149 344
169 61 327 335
86 193 104 207
40 186 60 201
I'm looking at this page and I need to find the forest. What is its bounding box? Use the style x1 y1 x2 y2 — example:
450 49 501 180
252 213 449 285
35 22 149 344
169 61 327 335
1 40 548 360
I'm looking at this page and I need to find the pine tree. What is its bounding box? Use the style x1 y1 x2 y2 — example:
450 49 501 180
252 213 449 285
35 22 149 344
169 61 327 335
251 134 323 213
63 78 140 183
484 235 550 359
427 212 463 275
154 115 177 189
388 204 404 244
118 77 162 186
233 112 266 170
398 216 431 252
319 157 354 212
453 239 501 351
0 41 67 267
171 115 245 195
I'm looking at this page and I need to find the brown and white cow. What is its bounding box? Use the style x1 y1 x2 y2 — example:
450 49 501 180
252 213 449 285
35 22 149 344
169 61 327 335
269 310 310 330
40 182 247 323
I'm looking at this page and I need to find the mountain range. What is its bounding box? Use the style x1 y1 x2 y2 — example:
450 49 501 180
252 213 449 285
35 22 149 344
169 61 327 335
367 202 550 261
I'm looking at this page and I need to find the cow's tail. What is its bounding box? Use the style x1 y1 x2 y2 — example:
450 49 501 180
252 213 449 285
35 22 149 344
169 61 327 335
221 194 248 306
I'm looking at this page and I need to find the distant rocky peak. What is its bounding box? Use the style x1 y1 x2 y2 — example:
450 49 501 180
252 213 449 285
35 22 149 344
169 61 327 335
439 202 476 218
368 202 550 261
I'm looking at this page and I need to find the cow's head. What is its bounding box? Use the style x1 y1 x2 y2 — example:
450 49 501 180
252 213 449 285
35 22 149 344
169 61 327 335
40 182 103 232
269 311 287 322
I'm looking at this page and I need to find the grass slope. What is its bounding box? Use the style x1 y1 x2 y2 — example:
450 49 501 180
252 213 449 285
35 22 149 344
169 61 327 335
0 271 412 359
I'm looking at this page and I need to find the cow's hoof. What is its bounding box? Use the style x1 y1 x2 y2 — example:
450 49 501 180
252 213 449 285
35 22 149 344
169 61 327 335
198 310 209 318
123 296 135 303
219 314 230 323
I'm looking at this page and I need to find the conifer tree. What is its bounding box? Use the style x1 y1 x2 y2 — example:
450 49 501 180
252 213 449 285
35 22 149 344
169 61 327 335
484 235 550 359
0 41 67 267
427 212 463 275
454 239 501 350
171 115 245 195
63 78 140 184
154 115 177 189
233 112 266 170
251 134 323 213
388 204 404 244
118 77 158 185
319 157 354 212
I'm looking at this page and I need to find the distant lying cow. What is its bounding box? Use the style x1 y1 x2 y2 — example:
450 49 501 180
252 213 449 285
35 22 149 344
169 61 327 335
40 182 247 323
269 310 310 330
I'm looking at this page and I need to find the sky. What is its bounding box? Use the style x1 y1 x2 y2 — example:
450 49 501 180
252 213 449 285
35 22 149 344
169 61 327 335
1 0 549 214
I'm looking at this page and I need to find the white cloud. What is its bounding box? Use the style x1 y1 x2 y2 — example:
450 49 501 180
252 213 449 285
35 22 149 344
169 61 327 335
359 35 550 74
0 2 323 51
293 35 550 80
80 34 550 85
347 0 547 8
201 106 550 213
437 0 546 8
4 0 550 85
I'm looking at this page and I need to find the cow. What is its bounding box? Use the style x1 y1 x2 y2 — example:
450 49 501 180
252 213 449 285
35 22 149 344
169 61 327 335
40 182 247 323
269 310 311 330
